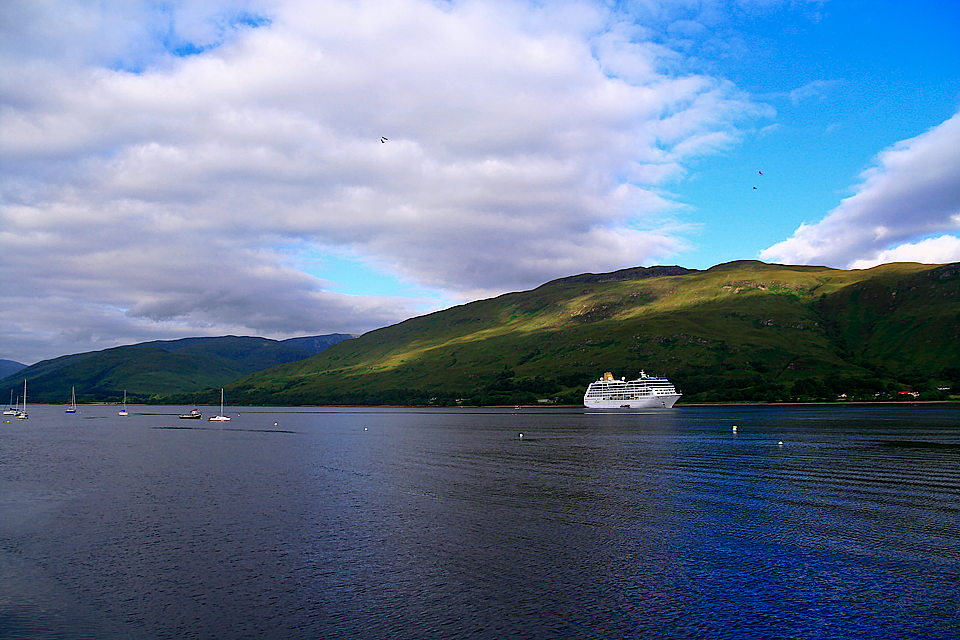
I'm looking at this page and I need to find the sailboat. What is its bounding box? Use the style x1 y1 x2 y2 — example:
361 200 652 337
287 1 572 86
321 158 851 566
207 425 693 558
118 390 128 416
2 389 16 415
17 380 27 420
208 388 230 422
65 386 77 413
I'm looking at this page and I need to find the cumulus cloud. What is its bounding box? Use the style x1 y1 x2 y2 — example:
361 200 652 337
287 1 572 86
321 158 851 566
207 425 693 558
760 110 960 268
0 0 767 362
848 235 960 270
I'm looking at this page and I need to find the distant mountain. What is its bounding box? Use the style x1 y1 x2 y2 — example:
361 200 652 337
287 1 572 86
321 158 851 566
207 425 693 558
281 333 355 353
0 334 353 404
221 261 960 406
0 359 25 379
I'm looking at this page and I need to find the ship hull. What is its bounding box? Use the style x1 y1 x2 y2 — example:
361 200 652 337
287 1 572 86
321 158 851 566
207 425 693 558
584 393 681 409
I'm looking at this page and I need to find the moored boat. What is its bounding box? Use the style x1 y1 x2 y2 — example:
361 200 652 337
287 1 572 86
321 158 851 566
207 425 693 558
17 380 28 420
179 408 202 419
3 390 16 415
208 388 230 422
583 370 681 409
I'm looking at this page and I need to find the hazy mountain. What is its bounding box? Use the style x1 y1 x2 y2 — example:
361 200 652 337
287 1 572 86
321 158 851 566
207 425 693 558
281 334 355 353
0 359 25 379
0 334 353 404
217 261 960 406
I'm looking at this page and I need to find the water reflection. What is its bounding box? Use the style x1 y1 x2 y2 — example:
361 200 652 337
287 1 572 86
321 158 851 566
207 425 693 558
0 404 957 639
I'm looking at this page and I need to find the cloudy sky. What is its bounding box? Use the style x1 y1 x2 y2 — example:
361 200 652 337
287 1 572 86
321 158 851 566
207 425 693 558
2 0 959 364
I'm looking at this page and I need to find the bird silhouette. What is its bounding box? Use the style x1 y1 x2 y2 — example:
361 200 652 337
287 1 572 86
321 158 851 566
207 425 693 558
381 137 388 143
753 186 757 189
759 171 763 175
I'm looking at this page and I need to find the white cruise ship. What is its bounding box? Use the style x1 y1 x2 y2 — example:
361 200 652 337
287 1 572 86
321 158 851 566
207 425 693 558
583 371 681 409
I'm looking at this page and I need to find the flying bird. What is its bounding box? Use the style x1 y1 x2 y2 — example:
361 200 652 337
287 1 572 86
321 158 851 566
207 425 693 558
759 171 763 175
381 137 388 143
753 186 757 189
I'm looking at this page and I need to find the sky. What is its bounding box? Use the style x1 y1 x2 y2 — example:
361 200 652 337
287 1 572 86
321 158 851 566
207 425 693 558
2 0 959 364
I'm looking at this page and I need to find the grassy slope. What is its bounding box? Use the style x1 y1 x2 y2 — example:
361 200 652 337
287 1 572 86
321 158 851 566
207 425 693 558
226 261 960 405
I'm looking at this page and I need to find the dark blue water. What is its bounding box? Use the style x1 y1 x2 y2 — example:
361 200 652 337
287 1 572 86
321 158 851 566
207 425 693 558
1 404 958 639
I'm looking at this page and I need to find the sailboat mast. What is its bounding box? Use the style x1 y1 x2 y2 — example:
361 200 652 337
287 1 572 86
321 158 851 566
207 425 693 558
18 379 28 420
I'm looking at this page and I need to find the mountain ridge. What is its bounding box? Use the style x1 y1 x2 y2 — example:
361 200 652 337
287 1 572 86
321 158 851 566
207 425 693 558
0 334 354 403
0 359 25 379
8 261 960 406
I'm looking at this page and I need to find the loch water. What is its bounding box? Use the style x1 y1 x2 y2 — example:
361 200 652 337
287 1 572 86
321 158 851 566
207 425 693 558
1 404 958 639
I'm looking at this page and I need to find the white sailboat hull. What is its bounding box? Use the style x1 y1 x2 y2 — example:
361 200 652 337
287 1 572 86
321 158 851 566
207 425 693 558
209 388 231 421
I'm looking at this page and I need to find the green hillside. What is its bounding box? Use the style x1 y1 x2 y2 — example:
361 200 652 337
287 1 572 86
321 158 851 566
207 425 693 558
219 261 960 406
0 334 352 404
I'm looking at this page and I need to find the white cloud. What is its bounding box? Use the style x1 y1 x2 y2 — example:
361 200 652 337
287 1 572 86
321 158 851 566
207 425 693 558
788 79 841 105
848 235 960 270
761 109 960 267
0 0 768 362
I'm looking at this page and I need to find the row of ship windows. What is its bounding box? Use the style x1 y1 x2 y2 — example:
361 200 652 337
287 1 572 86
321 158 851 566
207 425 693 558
586 391 666 397
590 382 674 387
587 386 675 392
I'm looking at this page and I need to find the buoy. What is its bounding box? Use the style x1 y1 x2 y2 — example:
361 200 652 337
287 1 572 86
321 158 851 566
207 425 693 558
364 427 368 431
274 422 278 426
732 425 738 432
519 433 523 439
778 441 784 446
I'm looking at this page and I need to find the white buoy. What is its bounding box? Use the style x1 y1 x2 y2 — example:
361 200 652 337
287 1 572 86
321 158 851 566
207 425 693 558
732 425 738 433
364 427 368 431
519 433 523 439
778 441 783 446
274 422 278 426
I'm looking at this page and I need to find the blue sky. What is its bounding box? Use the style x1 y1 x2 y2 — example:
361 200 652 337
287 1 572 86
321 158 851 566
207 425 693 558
678 0 960 269
1 0 959 364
